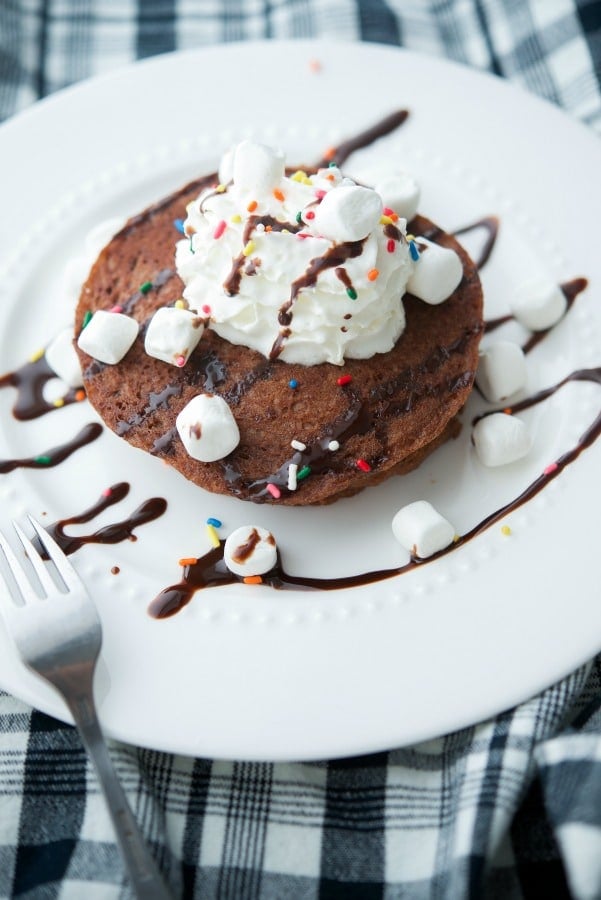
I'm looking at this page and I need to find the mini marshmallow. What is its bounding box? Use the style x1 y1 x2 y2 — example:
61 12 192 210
224 525 277 577
144 306 204 367
350 166 420 220
391 500 455 559
476 341 527 403
472 413 532 467
218 146 236 185
406 237 463 305
511 277 567 331
45 327 83 388
313 185 383 242
232 140 285 194
77 310 139 364
376 171 420 221
176 393 240 462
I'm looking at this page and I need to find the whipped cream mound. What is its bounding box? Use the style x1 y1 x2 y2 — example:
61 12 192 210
175 140 418 366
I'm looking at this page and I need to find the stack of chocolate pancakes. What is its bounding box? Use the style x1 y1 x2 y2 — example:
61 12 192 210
75 173 483 506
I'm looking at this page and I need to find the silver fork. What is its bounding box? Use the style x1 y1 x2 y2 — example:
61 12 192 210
0 516 172 900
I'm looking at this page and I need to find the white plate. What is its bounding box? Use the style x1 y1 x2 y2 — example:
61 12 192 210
0 41 600 760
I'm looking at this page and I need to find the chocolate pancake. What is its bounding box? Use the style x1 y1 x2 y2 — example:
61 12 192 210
75 174 483 506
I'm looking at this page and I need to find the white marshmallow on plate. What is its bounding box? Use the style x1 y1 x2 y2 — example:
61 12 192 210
511 277 567 331
472 412 532 467
224 525 277 577
312 184 383 242
232 140 285 194
144 306 205 367
77 310 139 364
476 341 527 403
391 500 455 559
406 237 463 305
176 393 240 462
45 327 83 388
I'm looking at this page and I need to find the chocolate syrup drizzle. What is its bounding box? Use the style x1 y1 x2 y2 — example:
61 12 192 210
149 367 601 616
316 109 410 168
45 482 167 555
0 354 82 421
0 111 596 619
0 423 102 474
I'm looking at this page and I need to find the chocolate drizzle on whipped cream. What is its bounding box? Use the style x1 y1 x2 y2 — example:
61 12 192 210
270 238 366 359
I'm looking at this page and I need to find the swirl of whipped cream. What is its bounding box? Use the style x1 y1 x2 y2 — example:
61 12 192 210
175 140 414 366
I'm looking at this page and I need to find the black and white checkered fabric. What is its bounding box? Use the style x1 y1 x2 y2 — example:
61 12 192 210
0 2 600 898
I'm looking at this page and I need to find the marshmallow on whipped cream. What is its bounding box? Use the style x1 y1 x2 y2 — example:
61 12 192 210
175 140 461 366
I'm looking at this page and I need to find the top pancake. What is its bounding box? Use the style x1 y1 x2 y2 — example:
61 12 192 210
75 173 483 505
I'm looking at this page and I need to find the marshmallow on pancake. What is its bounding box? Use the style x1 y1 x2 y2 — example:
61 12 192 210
406 237 463 305
176 393 240 462
77 310 139 365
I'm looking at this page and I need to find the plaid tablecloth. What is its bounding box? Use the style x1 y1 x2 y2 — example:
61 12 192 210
1 2 600 898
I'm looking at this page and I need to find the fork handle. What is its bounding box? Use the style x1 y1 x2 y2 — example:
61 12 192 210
67 694 172 900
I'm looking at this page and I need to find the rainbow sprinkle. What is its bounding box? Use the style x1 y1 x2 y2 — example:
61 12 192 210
206 517 222 528
243 240 256 257
273 188 285 202
356 458 371 472
291 439 306 451
297 465 311 481
82 311 93 329
288 463 298 491
337 374 352 386
409 240 420 261
346 287 357 300
386 239 396 253
140 281 153 294
206 524 220 548
367 268 379 282
267 483 281 499
29 348 45 363
173 218 185 234
213 220 227 239
289 379 298 389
